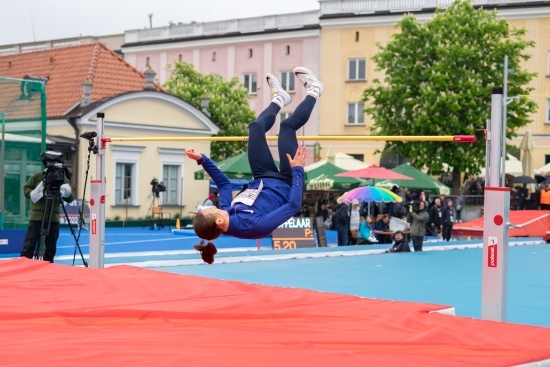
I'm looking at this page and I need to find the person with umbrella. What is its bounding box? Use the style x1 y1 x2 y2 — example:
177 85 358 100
517 184 528 210
186 67 324 264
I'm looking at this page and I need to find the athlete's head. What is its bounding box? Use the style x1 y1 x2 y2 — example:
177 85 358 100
192 207 228 241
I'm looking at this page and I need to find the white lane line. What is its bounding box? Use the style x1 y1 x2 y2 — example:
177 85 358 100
100 240 548 268
57 236 192 249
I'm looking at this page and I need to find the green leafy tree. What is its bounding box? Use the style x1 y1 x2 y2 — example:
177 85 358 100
362 0 537 194
164 62 256 161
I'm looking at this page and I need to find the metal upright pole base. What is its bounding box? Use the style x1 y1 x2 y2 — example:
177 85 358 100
481 187 510 321
481 86 509 321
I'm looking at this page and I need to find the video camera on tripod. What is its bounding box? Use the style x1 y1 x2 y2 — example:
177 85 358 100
41 151 72 193
150 178 166 197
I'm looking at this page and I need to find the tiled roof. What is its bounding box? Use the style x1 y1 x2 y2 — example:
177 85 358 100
0 43 161 119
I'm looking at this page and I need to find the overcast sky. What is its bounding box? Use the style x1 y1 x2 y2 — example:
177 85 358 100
0 0 320 46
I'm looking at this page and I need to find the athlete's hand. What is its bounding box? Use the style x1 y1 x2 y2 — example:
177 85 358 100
287 145 307 168
186 148 202 161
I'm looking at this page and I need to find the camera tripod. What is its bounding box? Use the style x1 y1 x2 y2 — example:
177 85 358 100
145 193 164 230
34 186 88 266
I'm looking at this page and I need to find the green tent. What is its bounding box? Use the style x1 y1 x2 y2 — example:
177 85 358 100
304 162 366 191
375 163 451 195
194 152 279 180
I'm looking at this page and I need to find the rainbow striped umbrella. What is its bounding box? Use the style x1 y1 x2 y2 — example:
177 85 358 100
337 186 402 204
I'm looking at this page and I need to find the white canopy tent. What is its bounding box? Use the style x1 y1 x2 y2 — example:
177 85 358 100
535 162 550 175
305 152 370 172
478 154 523 177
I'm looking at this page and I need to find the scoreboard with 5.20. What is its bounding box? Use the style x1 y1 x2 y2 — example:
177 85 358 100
271 217 315 250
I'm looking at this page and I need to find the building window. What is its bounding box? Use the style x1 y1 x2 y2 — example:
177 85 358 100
286 45 290 55
115 163 134 204
355 31 359 42
348 58 366 81
347 102 365 124
278 112 293 134
547 98 550 122
545 154 550 165
146 57 150 67
178 54 182 62
548 50 550 75
212 51 216 61
349 154 364 162
248 48 253 58
280 112 292 123
111 145 143 206
243 73 257 94
280 71 295 93
162 165 180 205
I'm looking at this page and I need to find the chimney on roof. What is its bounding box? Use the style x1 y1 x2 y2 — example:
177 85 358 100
143 67 156 91
81 79 93 107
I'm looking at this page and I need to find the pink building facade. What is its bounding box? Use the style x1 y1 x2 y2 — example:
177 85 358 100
122 12 321 161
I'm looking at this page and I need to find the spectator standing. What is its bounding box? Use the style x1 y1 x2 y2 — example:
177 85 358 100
525 188 534 209
441 199 454 241
540 184 550 210
428 198 442 237
297 204 311 218
408 201 429 252
315 202 329 222
348 199 361 245
455 195 463 223
334 200 351 246
516 184 528 210
388 185 407 218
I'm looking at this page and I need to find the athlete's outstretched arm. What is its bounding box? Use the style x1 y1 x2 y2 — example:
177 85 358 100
186 148 232 210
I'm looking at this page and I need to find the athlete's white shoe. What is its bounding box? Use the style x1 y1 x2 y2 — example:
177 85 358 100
266 73 291 107
293 67 324 98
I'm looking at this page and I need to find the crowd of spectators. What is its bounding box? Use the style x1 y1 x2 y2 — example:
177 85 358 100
290 174 550 252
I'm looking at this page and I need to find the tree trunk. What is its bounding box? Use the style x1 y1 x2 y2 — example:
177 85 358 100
452 170 462 196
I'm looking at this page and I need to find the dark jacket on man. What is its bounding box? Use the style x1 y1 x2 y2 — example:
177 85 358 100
334 203 350 227
429 204 442 228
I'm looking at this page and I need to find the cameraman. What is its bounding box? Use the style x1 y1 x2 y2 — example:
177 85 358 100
407 200 429 252
20 165 74 263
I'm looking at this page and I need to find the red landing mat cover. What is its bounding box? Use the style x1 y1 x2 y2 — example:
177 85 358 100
0 258 549 367
453 210 550 237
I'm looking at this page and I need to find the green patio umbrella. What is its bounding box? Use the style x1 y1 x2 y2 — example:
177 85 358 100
375 163 451 195
304 162 366 191
194 152 279 180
